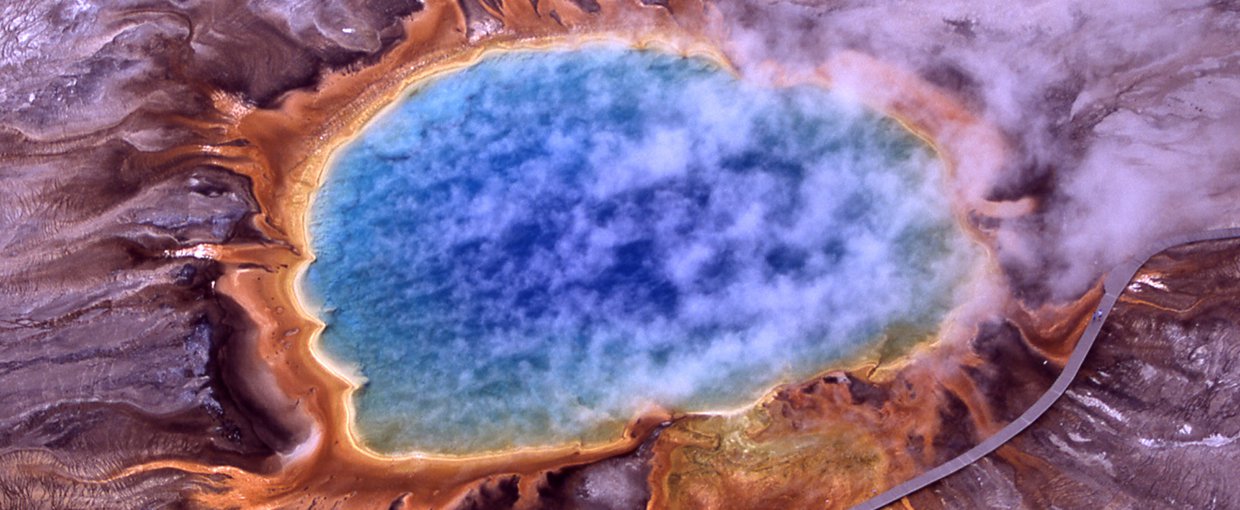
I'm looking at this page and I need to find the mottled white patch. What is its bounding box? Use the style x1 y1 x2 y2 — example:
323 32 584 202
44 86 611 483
1069 390 1126 422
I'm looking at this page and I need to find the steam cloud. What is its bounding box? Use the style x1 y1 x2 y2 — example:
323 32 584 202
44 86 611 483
711 0 1240 301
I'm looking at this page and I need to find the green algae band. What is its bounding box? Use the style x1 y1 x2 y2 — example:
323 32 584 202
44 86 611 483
304 48 976 455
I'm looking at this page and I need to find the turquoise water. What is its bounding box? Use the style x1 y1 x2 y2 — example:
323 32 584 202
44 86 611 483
305 48 975 455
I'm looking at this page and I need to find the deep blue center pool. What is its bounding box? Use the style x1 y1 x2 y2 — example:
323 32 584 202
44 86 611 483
304 47 976 455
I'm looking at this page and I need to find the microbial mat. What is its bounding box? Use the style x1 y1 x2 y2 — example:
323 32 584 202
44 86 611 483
304 48 978 454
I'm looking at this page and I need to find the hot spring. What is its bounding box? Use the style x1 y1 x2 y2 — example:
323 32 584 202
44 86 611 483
303 47 979 455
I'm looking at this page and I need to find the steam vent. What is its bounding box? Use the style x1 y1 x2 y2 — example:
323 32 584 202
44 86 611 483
2 1 1239 509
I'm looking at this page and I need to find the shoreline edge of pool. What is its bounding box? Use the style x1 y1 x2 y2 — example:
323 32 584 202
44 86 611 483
178 1 1099 507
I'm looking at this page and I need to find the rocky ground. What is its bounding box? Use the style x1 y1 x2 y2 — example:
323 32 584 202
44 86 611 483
910 238 1240 509
1 0 1237 508
0 0 420 505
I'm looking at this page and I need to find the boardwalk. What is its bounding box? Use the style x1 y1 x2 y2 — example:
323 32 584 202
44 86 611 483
852 227 1240 510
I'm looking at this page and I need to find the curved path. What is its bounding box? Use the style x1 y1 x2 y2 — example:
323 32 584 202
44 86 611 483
851 227 1240 510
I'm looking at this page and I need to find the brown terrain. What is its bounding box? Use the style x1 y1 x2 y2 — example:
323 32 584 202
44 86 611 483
908 237 1240 509
1 0 1237 509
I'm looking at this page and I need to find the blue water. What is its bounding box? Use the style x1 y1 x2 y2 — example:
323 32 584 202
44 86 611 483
305 48 975 454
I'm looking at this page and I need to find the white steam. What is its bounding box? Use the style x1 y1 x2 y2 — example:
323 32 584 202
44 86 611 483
710 0 1240 300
